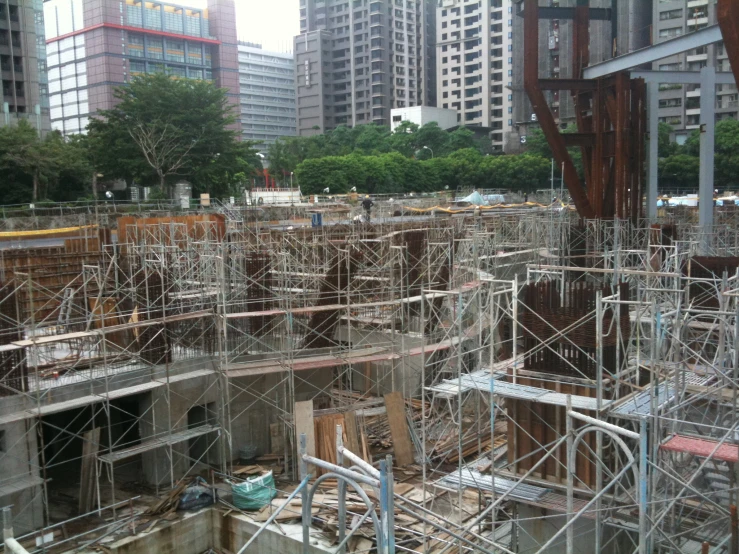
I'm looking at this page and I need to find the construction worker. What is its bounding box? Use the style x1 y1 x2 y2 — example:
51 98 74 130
362 195 374 222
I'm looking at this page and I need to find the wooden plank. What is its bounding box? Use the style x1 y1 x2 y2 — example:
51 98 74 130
383 392 415 466
294 401 316 458
344 411 361 457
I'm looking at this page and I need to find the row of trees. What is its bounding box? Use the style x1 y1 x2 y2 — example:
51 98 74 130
0 123 91 204
268 121 485 177
1 74 260 203
657 119 739 190
295 149 552 195
521 120 739 192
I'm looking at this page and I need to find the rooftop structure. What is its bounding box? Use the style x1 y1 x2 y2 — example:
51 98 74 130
389 104 457 131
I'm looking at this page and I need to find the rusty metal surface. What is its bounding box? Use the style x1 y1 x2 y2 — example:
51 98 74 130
520 280 631 379
524 0 646 222
684 256 739 311
302 246 363 349
0 281 26 396
718 0 739 87
524 0 595 219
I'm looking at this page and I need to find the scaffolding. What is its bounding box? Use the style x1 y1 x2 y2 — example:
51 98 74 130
0 208 738 553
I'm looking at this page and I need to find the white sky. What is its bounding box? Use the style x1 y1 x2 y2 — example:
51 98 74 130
191 0 300 52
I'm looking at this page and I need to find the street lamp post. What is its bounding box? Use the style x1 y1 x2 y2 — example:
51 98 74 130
422 146 434 158
290 172 294 189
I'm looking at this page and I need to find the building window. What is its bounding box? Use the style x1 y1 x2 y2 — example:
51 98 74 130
130 59 146 75
187 43 203 65
659 9 683 21
659 27 683 39
128 34 145 57
147 37 164 60
165 40 185 63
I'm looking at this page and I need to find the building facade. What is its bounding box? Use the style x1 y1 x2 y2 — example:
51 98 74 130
653 0 737 145
1 0 50 133
294 0 436 136
238 43 296 149
436 0 513 152
42 0 240 136
510 0 651 152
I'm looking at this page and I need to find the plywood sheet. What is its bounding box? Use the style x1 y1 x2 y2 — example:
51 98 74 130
384 392 414 466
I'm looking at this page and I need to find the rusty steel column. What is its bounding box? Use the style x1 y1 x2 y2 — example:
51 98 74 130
718 0 739 87
523 0 595 219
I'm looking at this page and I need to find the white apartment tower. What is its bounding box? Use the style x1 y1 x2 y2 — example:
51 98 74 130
436 0 513 152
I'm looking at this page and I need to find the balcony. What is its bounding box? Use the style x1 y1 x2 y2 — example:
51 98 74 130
687 17 709 27
687 53 708 63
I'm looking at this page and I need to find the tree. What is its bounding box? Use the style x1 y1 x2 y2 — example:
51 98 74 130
88 73 257 196
415 122 449 157
446 127 476 153
658 122 677 159
659 154 700 189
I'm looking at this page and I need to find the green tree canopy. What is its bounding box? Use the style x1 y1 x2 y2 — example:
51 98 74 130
295 150 552 195
0 121 92 203
268 122 490 177
87 73 259 197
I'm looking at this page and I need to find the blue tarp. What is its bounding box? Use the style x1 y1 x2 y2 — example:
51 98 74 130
460 192 505 206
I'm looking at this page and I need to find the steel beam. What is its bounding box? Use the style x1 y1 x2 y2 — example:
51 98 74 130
631 70 736 85
517 6 612 21
718 0 739 87
583 25 723 79
699 66 716 253
539 79 598 90
647 82 659 220
523 0 595 219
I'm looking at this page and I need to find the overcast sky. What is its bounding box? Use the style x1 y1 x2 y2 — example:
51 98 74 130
195 0 300 52
239 0 301 52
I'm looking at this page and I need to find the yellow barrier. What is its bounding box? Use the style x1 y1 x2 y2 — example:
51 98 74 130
0 224 98 239
400 201 573 214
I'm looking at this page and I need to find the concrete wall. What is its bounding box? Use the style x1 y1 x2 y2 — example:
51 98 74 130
517 504 625 554
107 508 334 554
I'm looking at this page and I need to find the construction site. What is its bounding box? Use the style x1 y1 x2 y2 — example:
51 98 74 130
2 1 739 553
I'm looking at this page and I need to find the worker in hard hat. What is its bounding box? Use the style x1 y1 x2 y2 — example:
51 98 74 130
361 195 374 223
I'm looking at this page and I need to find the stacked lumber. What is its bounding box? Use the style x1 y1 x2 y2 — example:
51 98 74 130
314 413 347 474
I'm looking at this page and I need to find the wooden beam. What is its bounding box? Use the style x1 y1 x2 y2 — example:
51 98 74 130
384 392 415 466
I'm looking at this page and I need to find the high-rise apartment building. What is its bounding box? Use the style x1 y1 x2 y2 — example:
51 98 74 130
510 0 651 151
42 0 240 136
1 0 50 133
436 0 513 152
238 43 296 149
653 0 737 145
294 0 436 135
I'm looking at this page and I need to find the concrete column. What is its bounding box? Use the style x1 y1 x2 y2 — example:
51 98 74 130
647 81 659 220
699 65 716 253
